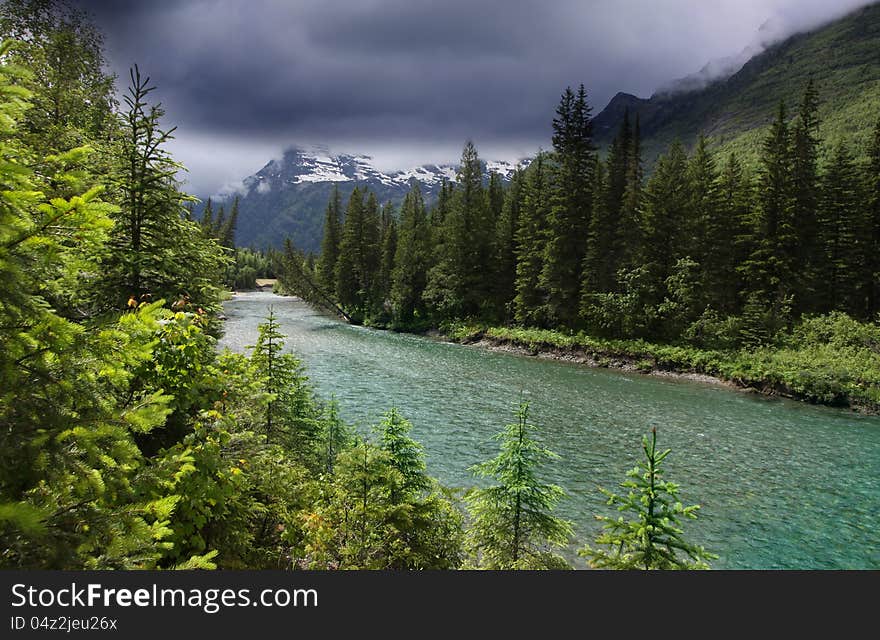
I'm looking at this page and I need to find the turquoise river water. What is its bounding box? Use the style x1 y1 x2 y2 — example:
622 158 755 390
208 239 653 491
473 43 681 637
219 291 880 569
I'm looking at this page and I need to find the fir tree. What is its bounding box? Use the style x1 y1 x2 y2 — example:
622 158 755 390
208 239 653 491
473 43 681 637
335 187 366 316
391 184 430 325
716 153 753 314
618 113 643 271
739 101 795 338
104 66 227 313
492 168 523 321
375 408 429 503
790 79 822 312
865 118 880 318
639 141 691 329
581 428 715 570
818 144 863 315
465 402 573 569
424 141 486 318
317 186 342 291
377 201 397 312
687 134 721 310
541 85 596 327
514 153 551 326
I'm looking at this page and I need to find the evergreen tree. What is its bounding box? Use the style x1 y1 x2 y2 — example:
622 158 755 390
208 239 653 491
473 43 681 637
465 402 573 569
320 396 350 475
582 153 613 296
317 186 342 291
362 191 382 314
618 113 643 271
790 79 822 312
716 153 753 314
818 144 863 315
581 428 715 570
250 309 322 467
492 168 523 321
376 201 397 312
687 134 721 310
103 67 227 313
302 440 463 570
219 196 239 248
424 141 486 318
514 153 551 326
391 184 430 325
739 101 795 341
375 408 429 503
865 118 880 318
335 187 366 316
0 46 176 568
541 85 596 327
639 141 691 330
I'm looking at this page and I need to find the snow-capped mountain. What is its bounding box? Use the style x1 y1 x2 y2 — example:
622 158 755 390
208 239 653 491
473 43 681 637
217 146 529 252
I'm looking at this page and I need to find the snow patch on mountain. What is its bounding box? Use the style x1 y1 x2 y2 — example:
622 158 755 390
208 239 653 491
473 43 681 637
235 145 530 197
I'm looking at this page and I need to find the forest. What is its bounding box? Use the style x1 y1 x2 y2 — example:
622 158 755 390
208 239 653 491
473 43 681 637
0 0 720 571
284 83 880 411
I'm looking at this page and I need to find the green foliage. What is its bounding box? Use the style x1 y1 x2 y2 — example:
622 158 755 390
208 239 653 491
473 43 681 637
250 309 323 467
101 66 228 316
301 440 464 570
465 402 573 569
375 408 429 502
581 428 715 570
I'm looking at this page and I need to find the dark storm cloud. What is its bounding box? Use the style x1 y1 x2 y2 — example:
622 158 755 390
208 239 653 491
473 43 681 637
72 0 878 194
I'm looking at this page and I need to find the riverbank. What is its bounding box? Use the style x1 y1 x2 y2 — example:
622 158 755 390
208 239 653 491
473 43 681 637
438 322 880 414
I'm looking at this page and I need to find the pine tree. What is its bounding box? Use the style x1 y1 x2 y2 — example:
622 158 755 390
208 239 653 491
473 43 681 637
639 141 691 329
739 101 795 339
514 153 551 326
250 309 322 466
320 396 350 475
618 113 643 271
716 153 753 314
219 196 239 248
375 408 429 503
391 184 430 325
362 191 382 315
582 151 614 296
302 439 464 570
103 66 227 313
201 197 214 236
581 428 715 570
0 45 175 568
818 144 863 315
335 187 367 316
376 201 397 313
492 168 523 321
790 79 822 313
865 118 880 318
541 85 596 327
687 134 720 310
317 186 342 291
465 402 573 569
424 141 486 318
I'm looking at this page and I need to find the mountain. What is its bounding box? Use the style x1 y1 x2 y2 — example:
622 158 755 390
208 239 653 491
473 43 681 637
214 146 526 252
593 2 880 164
224 3 879 252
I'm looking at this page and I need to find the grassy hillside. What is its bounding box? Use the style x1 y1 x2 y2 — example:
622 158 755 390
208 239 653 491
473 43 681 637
593 2 880 165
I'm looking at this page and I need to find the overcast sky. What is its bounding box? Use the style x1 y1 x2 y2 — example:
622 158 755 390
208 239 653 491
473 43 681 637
75 0 876 195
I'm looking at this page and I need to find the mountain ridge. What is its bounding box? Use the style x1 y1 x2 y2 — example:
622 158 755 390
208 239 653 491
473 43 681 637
225 2 880 252
217 146 529 252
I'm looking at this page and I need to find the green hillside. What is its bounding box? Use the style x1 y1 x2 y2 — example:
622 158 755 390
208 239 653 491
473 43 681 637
593 2 880 164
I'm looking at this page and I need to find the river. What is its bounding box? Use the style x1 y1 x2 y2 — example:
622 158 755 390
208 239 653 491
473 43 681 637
219 291 880 569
